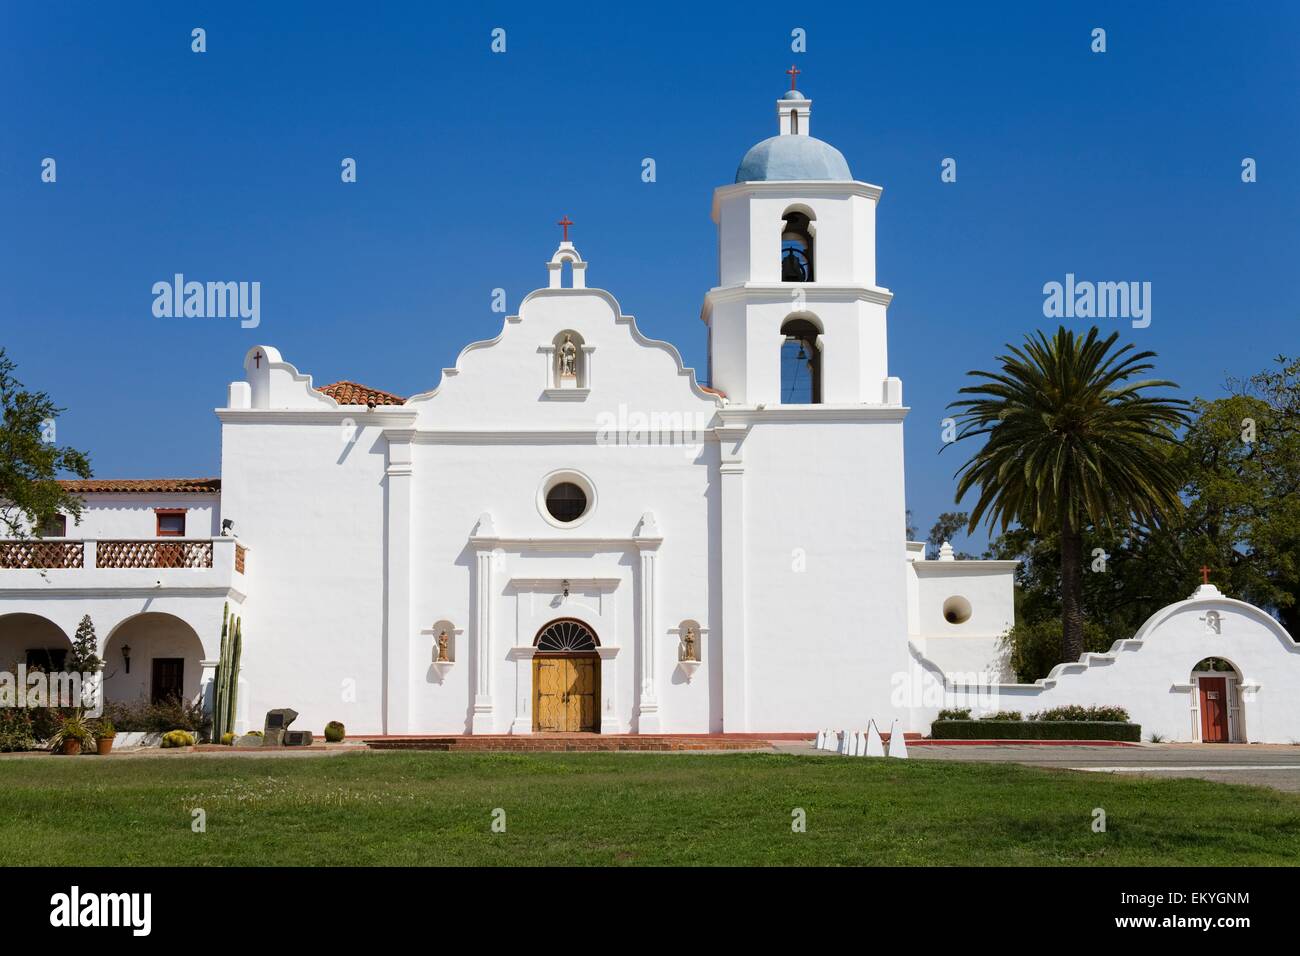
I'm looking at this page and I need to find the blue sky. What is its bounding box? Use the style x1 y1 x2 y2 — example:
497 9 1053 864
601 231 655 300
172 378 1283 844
2 2 1296 550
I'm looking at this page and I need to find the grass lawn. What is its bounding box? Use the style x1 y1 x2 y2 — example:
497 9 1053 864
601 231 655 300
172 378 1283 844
1 750 1297 866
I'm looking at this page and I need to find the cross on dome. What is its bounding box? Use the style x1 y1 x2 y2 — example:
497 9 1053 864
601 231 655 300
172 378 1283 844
786 64 800 89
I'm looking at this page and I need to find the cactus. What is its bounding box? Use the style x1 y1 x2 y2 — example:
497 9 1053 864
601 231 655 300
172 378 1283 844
160 729 195 748
224 617 242 736
212 604 230 742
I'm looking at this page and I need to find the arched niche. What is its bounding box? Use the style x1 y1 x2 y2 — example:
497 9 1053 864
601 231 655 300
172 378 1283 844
780 206 816 282
780 314 823 404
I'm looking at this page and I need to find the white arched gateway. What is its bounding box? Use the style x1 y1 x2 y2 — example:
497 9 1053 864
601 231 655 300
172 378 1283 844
911 582 1300 743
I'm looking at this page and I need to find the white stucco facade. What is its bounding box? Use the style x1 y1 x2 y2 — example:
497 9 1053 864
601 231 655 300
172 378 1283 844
4 87 1298 742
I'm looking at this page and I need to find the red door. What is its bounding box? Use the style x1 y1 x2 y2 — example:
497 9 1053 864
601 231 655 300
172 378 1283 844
1199 677 1229 743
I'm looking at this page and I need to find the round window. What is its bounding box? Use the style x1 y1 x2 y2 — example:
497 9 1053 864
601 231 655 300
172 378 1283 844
545 481 588 524
943 596 972 625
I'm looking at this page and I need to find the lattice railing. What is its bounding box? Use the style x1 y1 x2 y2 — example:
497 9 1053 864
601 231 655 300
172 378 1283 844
0 540 85 569
96 540 214 569
235 543 246 574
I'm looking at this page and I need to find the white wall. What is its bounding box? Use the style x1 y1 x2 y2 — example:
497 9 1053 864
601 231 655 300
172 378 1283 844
740 414 912 731
908 561 1017 681
46 494 218 539
910 586 1300 743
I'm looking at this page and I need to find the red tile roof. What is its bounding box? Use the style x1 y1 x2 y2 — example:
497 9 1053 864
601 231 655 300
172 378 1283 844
57 478 221 494
317 381 406 406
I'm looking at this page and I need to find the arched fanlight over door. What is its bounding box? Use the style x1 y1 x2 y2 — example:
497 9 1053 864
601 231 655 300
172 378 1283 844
535 619 599 653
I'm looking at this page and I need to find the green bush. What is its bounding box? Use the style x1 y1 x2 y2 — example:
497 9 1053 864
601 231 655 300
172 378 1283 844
0 710 36 752
1000 617 1115 683
246 729 263 737
979 710 1023 721
1029 705 1130 722
936 708 970 721
929 720 1141 742
220 731 236 746
160 730 195 748
103 697 208 734
94 718 116 739
324 721 346 743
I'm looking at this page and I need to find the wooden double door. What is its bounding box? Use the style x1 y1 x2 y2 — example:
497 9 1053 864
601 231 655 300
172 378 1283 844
533 655 599 733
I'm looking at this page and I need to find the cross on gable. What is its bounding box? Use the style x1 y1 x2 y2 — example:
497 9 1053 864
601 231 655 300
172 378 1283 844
557 215 573 242
253 350 263 369
786 64 801 90
1200 565 1212 585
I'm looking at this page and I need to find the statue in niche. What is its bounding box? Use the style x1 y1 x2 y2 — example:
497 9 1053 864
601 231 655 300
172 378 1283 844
436 630 450 662
681 625 698 662
558 334 578 380
1201 611 1222 635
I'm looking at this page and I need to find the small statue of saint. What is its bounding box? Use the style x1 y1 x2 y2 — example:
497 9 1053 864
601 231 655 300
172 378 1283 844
559 334 578 379
436 630 450 662
682 626 697 662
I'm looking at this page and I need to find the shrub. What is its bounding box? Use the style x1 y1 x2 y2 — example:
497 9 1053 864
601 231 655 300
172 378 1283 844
1029 705 1130 723
930 720 1140 742
324 721 346 742
94 718 116 739
1000 617 1114 683
103 697 208 734
936 708 970 721
220 732 236 746
0 710 36 752
28 707 68 742
160 730 195 748
246 729 263 737
49 711 95 750
979 710 1023 721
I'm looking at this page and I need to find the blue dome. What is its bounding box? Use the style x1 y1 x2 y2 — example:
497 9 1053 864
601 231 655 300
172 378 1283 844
735 134 853 183
781 89 805 100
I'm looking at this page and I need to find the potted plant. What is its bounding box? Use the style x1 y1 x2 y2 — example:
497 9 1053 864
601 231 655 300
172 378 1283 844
94 718 116 755
49 711 94 756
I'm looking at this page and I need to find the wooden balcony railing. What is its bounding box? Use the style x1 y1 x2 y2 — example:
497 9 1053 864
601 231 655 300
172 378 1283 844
0 540 85 569
96 540 215 569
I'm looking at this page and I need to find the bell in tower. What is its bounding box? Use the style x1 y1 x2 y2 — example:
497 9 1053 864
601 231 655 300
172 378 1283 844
781 211 814 282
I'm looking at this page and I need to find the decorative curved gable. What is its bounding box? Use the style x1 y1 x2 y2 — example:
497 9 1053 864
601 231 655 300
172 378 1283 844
404 285 722 428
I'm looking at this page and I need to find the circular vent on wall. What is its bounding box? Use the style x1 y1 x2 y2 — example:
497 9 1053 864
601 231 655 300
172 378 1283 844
943 596 972 625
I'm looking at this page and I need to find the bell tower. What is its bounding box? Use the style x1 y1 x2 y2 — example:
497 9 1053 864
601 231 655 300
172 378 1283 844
702 81 900 407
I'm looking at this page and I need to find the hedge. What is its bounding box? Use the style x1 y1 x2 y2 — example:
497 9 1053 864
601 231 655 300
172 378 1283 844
929 720 1141 742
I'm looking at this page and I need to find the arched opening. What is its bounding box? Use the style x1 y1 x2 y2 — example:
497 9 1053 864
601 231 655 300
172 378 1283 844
1191 657 1243 743
780 316 822 404
0 613 72 674
532 618 599 733
102 613 206 709
781 209 815 282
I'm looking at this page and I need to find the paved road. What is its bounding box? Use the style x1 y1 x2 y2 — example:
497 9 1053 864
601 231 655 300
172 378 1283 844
776 741 1300 792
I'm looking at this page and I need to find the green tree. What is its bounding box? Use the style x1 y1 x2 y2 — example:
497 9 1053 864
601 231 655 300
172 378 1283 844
0 349 92 537
69 614 102 673
948 327 1190 664
926 511 973 559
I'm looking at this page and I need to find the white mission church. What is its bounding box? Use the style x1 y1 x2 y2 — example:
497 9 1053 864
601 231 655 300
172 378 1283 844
5 84 1299 743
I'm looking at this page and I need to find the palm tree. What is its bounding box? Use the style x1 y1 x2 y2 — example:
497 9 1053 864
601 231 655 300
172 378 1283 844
948 326 1190 663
